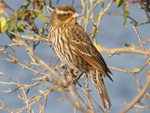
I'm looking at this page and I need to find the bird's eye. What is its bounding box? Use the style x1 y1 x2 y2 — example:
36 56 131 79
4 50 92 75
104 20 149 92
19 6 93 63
67 13 71 16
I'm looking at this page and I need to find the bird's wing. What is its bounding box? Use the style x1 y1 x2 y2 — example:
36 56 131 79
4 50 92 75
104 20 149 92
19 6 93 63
70 24 112 81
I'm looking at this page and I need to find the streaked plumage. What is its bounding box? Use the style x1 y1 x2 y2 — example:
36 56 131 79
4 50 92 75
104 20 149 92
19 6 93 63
49 5 113 110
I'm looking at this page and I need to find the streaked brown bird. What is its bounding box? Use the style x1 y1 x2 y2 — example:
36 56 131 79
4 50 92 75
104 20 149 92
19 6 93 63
49 5 113 110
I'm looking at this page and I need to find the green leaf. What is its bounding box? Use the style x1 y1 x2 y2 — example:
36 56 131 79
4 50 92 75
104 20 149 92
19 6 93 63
20 2 30 9
3 20 8 32
14 9 28 20
21 3 28 8
32 13 38 19
33 9 42 14
8 18 15 30
123 11 130 17
124 7 129 11
116 0 124 8
123 10 130 29
39 13 48 23
17 21 26 32
18 9 29 20
9 14 14 18
123 16 127 29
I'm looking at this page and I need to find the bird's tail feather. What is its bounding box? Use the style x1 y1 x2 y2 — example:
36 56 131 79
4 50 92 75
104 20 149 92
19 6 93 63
89 70 111 110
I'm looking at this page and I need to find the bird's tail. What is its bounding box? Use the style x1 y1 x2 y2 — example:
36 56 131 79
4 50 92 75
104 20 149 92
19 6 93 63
88 70 111 110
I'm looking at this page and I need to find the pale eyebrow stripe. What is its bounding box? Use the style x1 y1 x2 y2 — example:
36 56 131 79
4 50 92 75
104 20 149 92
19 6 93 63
56 9 73 14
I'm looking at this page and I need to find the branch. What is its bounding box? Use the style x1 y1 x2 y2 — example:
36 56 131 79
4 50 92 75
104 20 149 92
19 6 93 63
120 70 150 113
99 47 150 56
133 26 150 65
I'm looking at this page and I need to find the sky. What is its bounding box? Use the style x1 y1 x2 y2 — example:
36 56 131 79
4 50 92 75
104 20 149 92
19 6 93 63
0 0 150 113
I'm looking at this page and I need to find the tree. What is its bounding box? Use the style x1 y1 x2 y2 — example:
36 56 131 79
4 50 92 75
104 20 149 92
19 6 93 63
0 0 150 113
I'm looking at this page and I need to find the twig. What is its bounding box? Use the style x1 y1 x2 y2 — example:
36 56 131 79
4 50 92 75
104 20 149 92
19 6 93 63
108 61 148 74
124 103 150 109
77 82 104 112
133 26 150 65
17 78 32 113
73 88 91 110
39 94 48 113
120 70 150 113
99 47 150 56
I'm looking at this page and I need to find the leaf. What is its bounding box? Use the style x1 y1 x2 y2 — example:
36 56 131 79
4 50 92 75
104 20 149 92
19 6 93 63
93 42 101 50
77 20 81 24
8 18 15 30
85 18 89 25
29 9 41 19
129 43 140 49
132 67 140 72
20 2 28 8
4 17 15 31
124 7 129 11
39 13 48 23
3 20 8 32
0 16 6 33
30 0 34 2
109 50 116 57
18 9 29 20
32 13 38 19
86 88 93 92
123 16 127 29
0 8 5 15
17 21 26 32
33 9 42 14
123 11 130 17
116 0 124 8
123 11 130 29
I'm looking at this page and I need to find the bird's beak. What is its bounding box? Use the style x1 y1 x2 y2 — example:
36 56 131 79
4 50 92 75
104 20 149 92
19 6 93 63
72 12 83 18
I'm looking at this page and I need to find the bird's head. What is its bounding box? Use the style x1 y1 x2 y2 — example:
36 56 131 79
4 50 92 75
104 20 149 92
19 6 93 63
50 5 81 26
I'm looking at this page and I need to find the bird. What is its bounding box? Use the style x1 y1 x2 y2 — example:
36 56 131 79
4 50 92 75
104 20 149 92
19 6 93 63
49 5 113 110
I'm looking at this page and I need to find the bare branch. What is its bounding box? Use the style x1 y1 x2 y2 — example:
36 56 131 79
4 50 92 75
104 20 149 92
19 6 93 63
133 26 150 65
120 70 150 113
99 47 150 56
